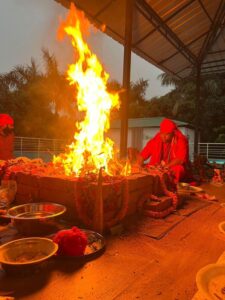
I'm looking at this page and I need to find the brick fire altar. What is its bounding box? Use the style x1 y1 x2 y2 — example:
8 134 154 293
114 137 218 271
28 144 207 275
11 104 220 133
1 159 178 231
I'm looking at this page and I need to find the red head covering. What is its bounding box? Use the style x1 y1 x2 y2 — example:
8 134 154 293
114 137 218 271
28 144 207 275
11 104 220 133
0 114 14 127
160 118 177 133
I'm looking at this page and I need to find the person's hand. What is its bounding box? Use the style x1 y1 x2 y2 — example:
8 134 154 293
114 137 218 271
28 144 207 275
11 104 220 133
160 161 168 169
159 161 170 171
160 160 166 167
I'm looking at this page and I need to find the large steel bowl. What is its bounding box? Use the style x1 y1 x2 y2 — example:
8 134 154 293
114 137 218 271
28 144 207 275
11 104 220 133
6 202 66 236
0 237 58 272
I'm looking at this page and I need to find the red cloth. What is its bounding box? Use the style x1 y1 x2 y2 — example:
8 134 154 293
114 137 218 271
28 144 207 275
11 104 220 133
141 128 189 182
160 118 177 133
162 142 171 163
0 114 14 127
0 114 14 160
170 165 185 182
0 134 14 160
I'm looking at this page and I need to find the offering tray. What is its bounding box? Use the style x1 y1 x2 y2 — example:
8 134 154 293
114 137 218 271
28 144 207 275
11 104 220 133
82 229 106 258
49 229 106 260
178 183 203 195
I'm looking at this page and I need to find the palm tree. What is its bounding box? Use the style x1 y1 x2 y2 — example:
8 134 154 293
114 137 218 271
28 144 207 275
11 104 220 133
1 58 40 91
158 72 182 88
0 50 76 138
40 48 74 116
158 71 225 142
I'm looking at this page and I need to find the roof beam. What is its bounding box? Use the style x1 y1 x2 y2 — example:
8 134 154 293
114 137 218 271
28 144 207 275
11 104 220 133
201 69 225 75
135 0 197 66
174 66 225 78
94 0 114 18
198 0 225 63
208 49 225 54
133 45 182 78
159 31 208 64
133 0 195 47
201 63 225 70
202 58 225 65
198 0 213 23
175 65 192 75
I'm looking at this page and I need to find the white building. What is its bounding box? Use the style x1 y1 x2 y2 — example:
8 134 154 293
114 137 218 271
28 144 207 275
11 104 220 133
108 117 194 159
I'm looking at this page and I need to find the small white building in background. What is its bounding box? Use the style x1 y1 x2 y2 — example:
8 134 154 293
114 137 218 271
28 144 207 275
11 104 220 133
107 117 195 159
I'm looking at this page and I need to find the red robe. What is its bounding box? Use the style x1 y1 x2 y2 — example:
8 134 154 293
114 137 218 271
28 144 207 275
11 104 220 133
141 130 189 182
0 134 14 160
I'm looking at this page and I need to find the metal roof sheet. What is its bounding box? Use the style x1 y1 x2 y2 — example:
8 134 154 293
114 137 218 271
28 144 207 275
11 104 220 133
55 0 225 78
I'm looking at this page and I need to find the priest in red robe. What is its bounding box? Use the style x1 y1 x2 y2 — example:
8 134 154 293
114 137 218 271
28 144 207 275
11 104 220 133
0 114 14 160
139 118 189 183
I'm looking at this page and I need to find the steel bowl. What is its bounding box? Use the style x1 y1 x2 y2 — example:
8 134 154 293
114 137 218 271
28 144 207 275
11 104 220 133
196 263 225 299
6 202 66 236
219 221 225 235
0 237 58 272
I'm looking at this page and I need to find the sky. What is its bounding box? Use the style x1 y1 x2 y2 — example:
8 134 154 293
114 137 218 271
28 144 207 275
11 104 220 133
0 0 172 99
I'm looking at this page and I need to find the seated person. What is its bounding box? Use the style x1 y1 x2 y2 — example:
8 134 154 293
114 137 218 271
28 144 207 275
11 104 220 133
138 118 189 183
0 114 14 160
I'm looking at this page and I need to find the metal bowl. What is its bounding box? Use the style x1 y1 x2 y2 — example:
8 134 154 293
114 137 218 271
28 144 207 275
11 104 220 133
196 263 225 299
219 221 225 235
6 202 66 236
0 237 58 272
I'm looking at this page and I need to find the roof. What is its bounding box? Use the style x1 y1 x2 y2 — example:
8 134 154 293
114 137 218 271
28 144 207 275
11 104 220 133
55 0 225 78
110 117 193 129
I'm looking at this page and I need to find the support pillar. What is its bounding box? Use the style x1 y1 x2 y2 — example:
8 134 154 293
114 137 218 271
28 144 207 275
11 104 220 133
120 0 134 158
194 64 201 155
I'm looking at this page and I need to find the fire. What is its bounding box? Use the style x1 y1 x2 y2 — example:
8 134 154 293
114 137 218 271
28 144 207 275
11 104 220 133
121 161 132 176
54 4 130 177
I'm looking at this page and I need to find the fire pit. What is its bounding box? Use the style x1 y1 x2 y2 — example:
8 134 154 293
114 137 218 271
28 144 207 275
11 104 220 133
1 159 177 232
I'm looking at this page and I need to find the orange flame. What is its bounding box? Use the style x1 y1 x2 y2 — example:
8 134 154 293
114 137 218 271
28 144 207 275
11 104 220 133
121 161 132 176
54 4 123 176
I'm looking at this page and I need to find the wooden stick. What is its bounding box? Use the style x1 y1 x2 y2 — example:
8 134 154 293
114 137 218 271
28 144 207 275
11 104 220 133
93 167 104 234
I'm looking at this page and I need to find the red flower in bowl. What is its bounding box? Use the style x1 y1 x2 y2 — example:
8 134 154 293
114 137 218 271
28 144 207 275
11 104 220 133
53 226 88 256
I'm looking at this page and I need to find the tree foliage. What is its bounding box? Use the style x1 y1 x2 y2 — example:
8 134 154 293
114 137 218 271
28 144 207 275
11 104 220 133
1 50 225 143
108 72 225 142
154 72 225 142
0 50 76 139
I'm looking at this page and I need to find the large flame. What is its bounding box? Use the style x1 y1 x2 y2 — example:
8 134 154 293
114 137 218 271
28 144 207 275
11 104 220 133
54 4 126 177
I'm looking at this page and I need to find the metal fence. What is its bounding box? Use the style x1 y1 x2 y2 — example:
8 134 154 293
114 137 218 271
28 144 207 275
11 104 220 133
13 138 225 164
197 143 225 163
14 136 68 162
189 142 225 163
